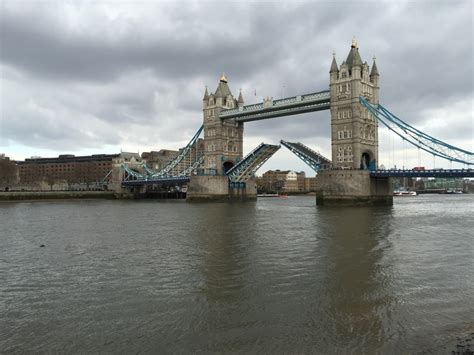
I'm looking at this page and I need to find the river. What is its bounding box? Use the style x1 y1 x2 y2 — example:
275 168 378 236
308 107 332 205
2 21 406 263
1 195 473 353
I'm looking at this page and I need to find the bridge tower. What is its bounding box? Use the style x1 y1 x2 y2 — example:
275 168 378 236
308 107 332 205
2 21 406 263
329 39 379 170
202 74 244 175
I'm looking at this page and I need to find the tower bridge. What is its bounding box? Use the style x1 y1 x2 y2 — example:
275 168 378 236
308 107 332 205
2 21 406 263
118 40 473 205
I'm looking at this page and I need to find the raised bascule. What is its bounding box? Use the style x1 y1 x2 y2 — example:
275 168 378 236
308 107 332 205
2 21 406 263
118 40 473 205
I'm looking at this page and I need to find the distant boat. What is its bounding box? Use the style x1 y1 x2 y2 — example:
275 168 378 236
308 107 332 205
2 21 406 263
446 189 463 194
257 193 280 198
393 189 417 196
257 193 289 198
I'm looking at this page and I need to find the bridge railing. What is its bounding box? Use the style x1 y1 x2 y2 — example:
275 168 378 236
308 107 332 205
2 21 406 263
219 90 330 118
226 143 280 183
280 140 331 173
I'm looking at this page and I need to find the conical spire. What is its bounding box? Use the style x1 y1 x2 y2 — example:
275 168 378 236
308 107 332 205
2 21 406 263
345 39 363 69
330 52 338 73
238 89 244 103
370 57 379 76
203 86 209 100
215 73 232 98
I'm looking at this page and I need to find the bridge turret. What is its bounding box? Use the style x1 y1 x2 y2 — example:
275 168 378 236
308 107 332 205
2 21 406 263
329 53 339 82
202 86 209 109
238 90 244 109
330 40 379 170
370 57 379 87
202 74 244 175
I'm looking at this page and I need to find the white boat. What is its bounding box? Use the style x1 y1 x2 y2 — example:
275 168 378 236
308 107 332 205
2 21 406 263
393 190 417 196
446 189 463 194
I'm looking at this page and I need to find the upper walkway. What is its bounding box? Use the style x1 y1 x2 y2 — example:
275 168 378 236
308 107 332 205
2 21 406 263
219 90 330 122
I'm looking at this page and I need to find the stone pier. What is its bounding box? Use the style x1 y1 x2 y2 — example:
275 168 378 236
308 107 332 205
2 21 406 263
316 170 392 206
186 176 256 201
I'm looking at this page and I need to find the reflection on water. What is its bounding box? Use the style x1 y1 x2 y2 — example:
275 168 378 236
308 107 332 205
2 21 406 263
0 196 472 353
317 206 395 352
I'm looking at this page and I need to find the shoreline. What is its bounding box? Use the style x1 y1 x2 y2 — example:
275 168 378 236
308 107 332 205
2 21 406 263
0 191 120 201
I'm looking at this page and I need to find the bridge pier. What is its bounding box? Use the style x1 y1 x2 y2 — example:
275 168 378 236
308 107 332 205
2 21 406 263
186 176 256 201
316 170 392 206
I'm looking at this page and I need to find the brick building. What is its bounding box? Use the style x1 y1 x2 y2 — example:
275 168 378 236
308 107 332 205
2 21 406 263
261 170 317 193
17 154 119 186
142 138 205 175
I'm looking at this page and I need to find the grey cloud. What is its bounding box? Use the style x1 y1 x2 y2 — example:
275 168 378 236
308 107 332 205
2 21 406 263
0 0 472 165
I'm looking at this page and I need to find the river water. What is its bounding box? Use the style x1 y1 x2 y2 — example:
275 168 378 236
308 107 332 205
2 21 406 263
1 195 473 353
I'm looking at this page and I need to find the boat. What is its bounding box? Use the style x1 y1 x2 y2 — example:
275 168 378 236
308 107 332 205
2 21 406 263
446 189 463 194
257 193 289 198
393 189 417 196
257 193 280 198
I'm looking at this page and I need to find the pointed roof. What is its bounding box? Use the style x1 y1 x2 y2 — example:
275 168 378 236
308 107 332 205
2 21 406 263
345 40 363 69
214 74 232 98
203 87 209 100
330 53 338 73
370 57 379 76
238 90 244 103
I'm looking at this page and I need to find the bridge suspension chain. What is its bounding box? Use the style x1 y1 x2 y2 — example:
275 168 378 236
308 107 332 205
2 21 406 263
147 125 204 177
360 96 473 165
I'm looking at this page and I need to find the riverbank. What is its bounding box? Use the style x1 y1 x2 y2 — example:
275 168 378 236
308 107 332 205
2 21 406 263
0 191 120 201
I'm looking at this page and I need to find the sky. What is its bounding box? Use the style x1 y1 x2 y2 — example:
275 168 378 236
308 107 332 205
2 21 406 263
0 0 472 175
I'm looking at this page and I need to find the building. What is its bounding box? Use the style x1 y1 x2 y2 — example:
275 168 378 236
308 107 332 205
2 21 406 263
142 150 179 171
330 39 379 170
296 171 306 192
304 177 318 192
141 138 205 175
0 154 19 190
262 170 298 192
261 170 318 193
16 154 119 188
202 74 244 175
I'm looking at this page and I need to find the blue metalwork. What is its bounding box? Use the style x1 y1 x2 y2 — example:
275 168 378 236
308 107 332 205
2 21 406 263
178 155 204 176
121 164 146 181
147 125 204 177
280 140 331 172
371 169 473 178
122 176 191 186
101 169 113 182
226 143 280 183
219 90 330 122
360 96 473 165
142 164 156 176
121 126 204 187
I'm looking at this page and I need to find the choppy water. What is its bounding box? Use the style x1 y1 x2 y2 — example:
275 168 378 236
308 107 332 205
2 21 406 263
1 195 473 353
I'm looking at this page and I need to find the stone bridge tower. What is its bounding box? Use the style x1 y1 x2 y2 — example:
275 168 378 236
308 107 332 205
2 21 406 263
202 74 244 175
329 40 380 170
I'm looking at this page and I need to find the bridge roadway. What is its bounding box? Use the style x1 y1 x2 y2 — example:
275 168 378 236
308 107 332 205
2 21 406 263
122 176 190 187
121 169 473 187
219 90 330 122
370 169 473 178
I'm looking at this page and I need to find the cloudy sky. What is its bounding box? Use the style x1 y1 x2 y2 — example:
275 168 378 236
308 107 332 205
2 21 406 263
0 0 472 174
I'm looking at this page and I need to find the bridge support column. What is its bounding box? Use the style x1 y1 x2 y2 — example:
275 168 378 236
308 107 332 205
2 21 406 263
186 176 256 201
316 170 392 206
